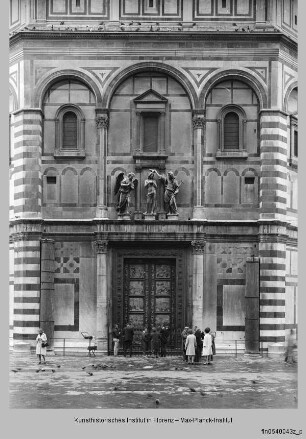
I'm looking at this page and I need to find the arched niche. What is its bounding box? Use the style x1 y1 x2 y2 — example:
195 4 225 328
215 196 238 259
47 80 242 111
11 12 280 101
223 169 240 205
79 168 96 206
205 169 221 205
61 167 78 204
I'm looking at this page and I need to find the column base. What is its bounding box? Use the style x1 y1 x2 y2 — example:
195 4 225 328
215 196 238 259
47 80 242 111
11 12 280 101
144 213 156 220
95 206 109 219
96 338 108 354
167 214 179 220
192 206 205 220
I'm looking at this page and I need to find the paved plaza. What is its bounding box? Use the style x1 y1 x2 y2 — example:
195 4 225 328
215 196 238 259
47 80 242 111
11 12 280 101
9 351 297 410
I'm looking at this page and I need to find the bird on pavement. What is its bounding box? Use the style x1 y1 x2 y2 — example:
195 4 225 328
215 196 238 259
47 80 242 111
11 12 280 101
189 387 196 392
155 399 160 406
87 372 93 376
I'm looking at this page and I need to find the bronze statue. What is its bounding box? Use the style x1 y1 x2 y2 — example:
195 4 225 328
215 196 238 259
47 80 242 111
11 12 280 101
144 169 157 214
114 172 137 215
154 170 183 214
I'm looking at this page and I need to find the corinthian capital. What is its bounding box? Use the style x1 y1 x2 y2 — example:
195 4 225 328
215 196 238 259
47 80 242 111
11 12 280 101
192 115 205 129
96 115 109 130
191 240 205 254
95 240 108 254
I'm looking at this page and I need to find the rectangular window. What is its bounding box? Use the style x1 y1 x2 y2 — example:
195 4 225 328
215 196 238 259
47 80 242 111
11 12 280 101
245 177 255 185
76 0 81 7
222 0 226 8
295 15 297 25
149 0 154 7
143 114 159 152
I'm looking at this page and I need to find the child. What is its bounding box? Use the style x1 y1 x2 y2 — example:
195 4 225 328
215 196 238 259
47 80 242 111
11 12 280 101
202 327 212 365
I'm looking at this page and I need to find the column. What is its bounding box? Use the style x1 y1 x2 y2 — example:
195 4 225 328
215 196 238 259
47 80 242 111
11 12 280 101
259 224 287 351
191 240 205 329
13 231 41 347
13 109 43 219
192 112 205 219
95 239 109 354
40 238 55 350
95 110 109 218
245 257 260 354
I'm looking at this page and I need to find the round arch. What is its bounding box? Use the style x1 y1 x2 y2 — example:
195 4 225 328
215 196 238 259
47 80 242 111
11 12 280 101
199 68 268 109
103 62 197 109
284 81 298 114
34 68 103 108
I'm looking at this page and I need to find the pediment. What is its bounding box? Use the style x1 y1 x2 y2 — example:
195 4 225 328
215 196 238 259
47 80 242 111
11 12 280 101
134 89 168 103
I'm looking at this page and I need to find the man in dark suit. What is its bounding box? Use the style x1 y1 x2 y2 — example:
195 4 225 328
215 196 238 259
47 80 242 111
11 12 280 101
122 323 134 357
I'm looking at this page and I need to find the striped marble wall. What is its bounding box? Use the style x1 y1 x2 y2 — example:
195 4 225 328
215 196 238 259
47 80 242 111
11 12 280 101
13 236 41 341
259 110 288 221
13 110 42 219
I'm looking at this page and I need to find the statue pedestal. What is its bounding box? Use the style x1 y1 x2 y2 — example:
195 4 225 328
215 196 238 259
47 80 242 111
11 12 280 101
134 211 143 220
157 212 167 220
144 213 156 221
167 214 179 220
117 214 131 220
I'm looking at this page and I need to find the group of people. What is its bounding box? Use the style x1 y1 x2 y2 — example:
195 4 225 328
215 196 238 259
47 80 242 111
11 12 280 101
182 326 216 365
112 323 216 362
112 323 170 358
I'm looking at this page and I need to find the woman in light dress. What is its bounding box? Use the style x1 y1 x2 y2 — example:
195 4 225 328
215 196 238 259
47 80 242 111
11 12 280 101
185 328 197 364
36 328 47 364
202 327 212 365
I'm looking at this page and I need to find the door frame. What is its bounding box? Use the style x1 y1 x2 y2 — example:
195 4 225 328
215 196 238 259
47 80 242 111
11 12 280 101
112 245 187 352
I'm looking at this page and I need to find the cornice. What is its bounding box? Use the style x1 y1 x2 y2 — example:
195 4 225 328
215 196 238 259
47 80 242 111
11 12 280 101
9 30 297 49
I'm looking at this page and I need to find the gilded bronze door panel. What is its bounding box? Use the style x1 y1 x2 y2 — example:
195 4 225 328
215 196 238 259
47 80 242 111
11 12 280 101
122 258 178 350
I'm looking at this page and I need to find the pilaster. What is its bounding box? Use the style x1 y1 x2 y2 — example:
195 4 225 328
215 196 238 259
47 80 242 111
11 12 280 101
258 222 287 349
40 238 55 350
95 239 109 354
13 109 43 219
95 110 109 219
192 112 205 219
191 240 205 329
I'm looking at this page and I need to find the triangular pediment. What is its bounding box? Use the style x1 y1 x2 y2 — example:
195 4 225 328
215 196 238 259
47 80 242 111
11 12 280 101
134 89 168 103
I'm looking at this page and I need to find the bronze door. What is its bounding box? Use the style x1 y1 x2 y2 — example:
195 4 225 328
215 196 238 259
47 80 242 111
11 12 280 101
123 258 178 350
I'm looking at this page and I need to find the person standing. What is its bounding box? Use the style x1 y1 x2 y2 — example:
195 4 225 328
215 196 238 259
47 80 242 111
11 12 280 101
151 327 160 358
285 329 296 364
122 323 134 357
141 327 151 356
112 324 121 356
181 326 189 362
160 324 169 357
36 328 47 365
202 327 212 365
185 329 197 364
209 330 216 362
194 327 203 363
